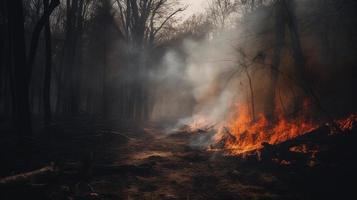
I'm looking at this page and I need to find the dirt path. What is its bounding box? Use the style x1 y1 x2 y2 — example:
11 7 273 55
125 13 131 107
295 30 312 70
95 126 296 200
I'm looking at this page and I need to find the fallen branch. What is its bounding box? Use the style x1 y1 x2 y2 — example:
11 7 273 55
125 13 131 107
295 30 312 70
0 163 56 186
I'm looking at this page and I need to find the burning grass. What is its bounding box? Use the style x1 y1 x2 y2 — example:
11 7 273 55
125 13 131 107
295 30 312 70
185 100 357 158
221 102 318 155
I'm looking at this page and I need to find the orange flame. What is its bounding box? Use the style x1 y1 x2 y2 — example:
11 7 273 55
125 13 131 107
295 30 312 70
186 99 356 156
222 101 318 155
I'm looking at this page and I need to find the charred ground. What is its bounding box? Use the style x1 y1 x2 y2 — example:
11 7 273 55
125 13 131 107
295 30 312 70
1 117 356 200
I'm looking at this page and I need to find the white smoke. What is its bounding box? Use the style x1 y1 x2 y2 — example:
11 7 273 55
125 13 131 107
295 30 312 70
150 26 247 133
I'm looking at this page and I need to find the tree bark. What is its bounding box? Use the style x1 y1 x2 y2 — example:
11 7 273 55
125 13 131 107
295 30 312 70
43 0 53 126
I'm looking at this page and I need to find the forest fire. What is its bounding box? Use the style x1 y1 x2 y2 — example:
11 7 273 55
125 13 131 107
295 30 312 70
2 0 357 199
187 100 357 156
220 102 318 155
206 98 318 155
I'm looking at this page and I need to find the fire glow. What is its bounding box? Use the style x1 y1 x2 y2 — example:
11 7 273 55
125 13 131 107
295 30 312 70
187 100 356 156
219 101 317 155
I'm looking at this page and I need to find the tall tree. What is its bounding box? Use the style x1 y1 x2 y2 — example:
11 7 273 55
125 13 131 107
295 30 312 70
115 0 184 120
58 0 86 115
6 0 32 144
27 0 60 78
207 0 237 30
265 0 286 119
43 0 54 126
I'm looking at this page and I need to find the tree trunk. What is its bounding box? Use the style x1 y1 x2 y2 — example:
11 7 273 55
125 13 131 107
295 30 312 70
60 0 83 115
282 0 306 113
6 0 32 144
265 0 286 119
27 0 60 78
283 0 341 132
102 42 109 117
43 0 53 126
245 68 255 122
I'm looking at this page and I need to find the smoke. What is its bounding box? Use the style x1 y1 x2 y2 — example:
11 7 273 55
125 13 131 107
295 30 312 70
149 25 245 133
149 0 357 137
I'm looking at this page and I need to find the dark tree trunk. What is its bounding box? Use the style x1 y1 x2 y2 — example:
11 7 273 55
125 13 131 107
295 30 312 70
102 41 109 117
43 0 53 126
27 0 60 77
1 1 13 118
283 0 307 113
283 0 340 131
245 68 255 122
6 0 32 143
265 0 286 119
0 1 4 74
0 0 8 117
59 0 83 115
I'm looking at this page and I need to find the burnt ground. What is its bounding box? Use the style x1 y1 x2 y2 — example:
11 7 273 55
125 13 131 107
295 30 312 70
0 117 356 200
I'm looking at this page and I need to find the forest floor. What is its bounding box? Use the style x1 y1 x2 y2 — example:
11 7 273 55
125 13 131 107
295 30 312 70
0 117 356 200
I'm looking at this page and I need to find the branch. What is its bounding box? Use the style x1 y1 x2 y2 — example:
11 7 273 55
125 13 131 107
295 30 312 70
152 7 185 37
0 164 55 186
27 0 60 77
115 0 128 37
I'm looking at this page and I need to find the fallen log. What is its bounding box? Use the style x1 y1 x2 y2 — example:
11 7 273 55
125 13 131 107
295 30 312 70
0 163 56 186
0 161 155 187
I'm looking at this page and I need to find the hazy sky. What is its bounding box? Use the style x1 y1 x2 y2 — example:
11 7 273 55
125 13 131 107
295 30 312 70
180 0 208 19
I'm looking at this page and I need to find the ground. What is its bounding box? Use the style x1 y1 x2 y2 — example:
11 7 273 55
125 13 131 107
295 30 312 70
0 117 356 200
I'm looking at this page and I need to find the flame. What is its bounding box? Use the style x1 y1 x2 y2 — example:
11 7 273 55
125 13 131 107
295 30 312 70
185 98 356 157
222 100 318 155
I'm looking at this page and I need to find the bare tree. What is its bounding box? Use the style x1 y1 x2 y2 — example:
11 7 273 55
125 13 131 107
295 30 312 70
113 0 185 120
168 14 212 41
207 0 237 29
114 0 185 48
57 0 90 114
43 0 55 126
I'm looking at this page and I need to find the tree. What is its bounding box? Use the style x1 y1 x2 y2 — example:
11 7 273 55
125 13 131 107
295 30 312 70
6 0 32 145
27 0 60 78
265 0 286 119
207 0 237 29
114 0 184 120
115 0 185 48
57 0 88 115
43 0 54 126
